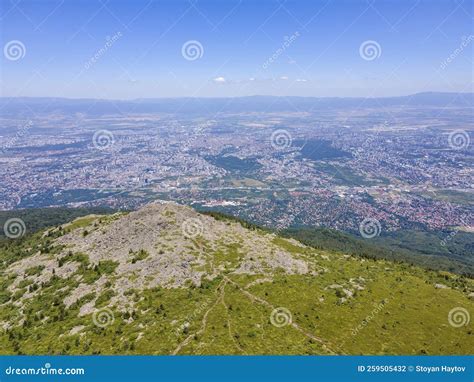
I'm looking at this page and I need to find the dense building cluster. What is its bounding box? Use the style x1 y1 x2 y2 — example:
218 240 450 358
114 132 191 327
1 106 472 235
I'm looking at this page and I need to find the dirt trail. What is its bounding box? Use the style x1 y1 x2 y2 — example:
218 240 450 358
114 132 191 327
172 279 227 355
224 276 342 355
221 283 245 353
173 275 342 355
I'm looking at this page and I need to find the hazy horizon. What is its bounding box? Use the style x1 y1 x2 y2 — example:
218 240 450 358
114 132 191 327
1 90 473 101
0 0 473 369
1 0 473 99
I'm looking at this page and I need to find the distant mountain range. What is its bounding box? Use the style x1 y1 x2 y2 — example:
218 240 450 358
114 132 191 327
1 92 473 116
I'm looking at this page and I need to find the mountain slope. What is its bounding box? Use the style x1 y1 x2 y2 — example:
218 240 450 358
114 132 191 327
0 202 472 355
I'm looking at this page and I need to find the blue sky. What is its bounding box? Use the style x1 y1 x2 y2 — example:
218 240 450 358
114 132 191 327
0 0 472 99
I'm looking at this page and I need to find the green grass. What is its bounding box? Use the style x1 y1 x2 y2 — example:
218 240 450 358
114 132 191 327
3 238 471 356
129 249 150 263
422 189 473 207
0 208 472 356
0 207 116 238
25 265 45 276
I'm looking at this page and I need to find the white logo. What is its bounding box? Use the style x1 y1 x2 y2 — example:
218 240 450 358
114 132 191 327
448 130 470 150
182 218 204 239
4 40 26 61
92 308 115 328
270 129 292 150
359 40 381 61
270 307 292 327
92 130 114 150
181 40 204 61
448 307 470 328
359 218 381 239
3 218 26 239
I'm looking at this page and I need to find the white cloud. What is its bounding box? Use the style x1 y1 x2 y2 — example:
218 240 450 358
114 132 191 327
295 78 308 82
280 76 289 80
213 76 226 83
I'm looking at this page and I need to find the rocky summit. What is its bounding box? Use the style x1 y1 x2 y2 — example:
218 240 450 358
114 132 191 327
0 202 472 355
